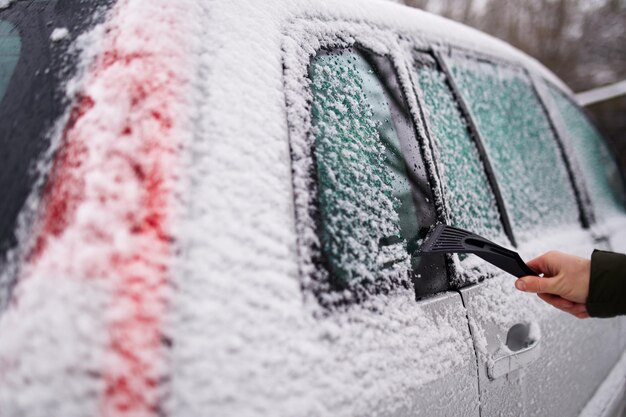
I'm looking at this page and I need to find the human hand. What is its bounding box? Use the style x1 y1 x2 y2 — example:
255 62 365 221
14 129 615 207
514 251 591 319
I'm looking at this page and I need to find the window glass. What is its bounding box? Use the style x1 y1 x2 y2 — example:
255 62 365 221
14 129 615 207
450 57 579 238
415 58 505 241
308 49 446 296
548 86 626 221
0 20 20 103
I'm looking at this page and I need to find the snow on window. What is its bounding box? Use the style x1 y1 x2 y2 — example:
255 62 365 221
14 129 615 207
449 56 579 239
547 86 626 222
50 27 70 42
309 50 414 293
415 57 504 241
0 0 15 10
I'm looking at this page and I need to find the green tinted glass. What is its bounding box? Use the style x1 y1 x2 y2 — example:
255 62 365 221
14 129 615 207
0 20 21 103
450 58 579 237
416 62 504 240
548 87 626 221
309 50 420 286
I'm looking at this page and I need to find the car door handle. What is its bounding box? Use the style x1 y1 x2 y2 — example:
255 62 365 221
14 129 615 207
488 324 541 380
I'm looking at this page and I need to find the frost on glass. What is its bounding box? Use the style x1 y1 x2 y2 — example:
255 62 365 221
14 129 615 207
450 58 579 236
416 63 504 240
309 51 420 290
548 86 626 221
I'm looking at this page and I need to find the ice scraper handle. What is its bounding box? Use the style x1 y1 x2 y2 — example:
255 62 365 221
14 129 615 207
419 224 537 278
471 244 537 278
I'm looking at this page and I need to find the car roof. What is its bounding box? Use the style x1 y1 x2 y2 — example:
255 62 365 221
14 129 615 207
210 0 571 95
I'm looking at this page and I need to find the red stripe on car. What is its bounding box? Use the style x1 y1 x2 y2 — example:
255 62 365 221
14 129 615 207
24 1 188 415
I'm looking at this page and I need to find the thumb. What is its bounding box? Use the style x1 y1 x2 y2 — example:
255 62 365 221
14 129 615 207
515 275 559 294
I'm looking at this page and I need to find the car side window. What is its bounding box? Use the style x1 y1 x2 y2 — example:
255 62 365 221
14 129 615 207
305 48 447 302
449 56 580 238
0 20 20 103
414 54 505 241
0 19 21 253
547 86 626 221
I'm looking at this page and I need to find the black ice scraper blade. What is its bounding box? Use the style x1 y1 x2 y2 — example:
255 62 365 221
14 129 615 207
419 224 536 278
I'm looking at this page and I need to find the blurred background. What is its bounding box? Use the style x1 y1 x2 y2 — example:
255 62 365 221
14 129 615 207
398 0 626 171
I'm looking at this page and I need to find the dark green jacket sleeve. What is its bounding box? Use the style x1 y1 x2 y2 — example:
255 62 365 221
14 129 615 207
587 250 626 318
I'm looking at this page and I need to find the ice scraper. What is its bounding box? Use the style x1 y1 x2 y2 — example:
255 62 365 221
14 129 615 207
419 224 536 278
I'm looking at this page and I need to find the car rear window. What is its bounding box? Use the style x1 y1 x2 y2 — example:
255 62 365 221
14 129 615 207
449 56 580 238
547 86 626 221
303 48 447 303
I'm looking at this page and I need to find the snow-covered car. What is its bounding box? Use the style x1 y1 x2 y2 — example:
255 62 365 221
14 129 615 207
1 0 626 416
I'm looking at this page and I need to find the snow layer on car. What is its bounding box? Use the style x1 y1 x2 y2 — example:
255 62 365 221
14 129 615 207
0 0 14 10
50 27 70 42
0 0 610 416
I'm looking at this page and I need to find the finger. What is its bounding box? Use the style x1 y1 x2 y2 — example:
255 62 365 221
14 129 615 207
569 303 588 316
526 258 544 275
527 251 561 277
537 293 587 316
537 294 588 318
561 304 588 317
562 308 587 318
537 293 574 310
516 276 559 294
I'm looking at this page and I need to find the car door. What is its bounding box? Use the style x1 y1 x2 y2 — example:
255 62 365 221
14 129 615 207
410 48 622 416
282 23 480 416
